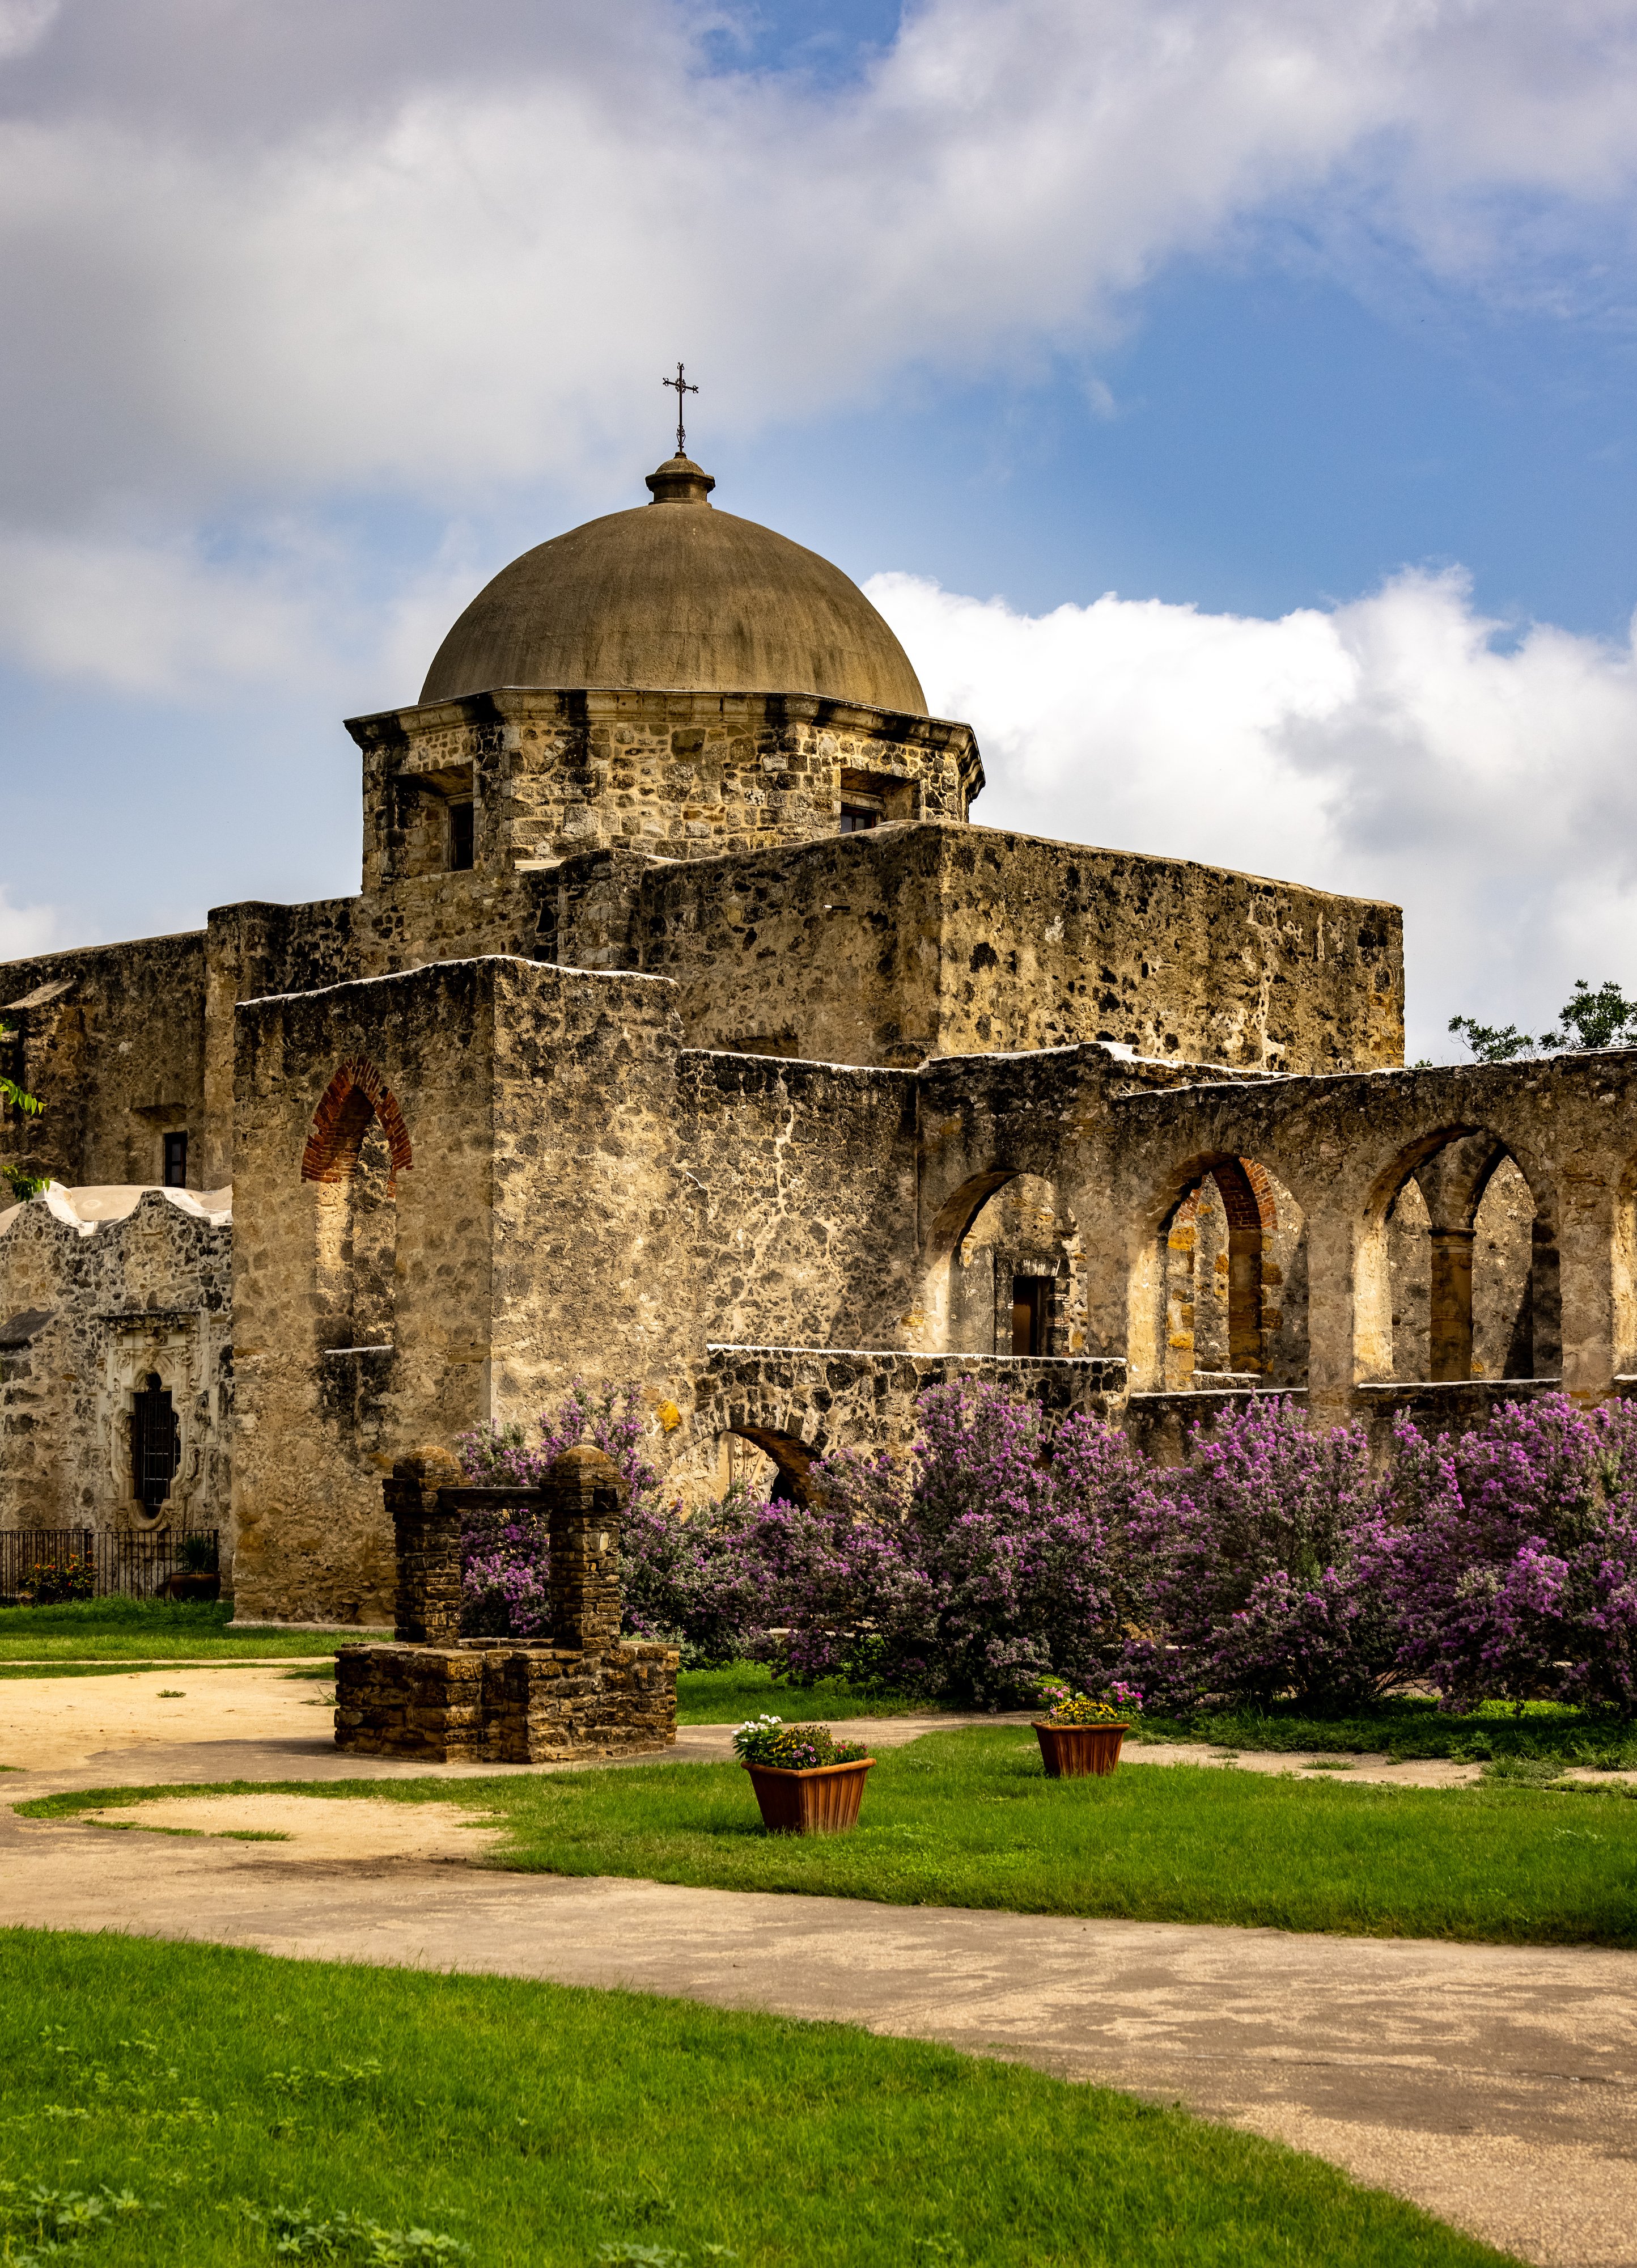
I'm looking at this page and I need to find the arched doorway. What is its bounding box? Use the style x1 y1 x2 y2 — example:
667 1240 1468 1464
1151 1156 1305 1389
949 1173 1078 1356
302 1059 412 1352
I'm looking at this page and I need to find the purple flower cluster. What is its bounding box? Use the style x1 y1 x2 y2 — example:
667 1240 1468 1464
1358 1395 1637 1715
459 1376 1637 1720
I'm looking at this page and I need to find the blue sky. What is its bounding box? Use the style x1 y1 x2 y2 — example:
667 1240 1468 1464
6 0 1637 1059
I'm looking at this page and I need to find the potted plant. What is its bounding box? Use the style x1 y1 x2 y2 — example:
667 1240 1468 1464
1031 1682 1139 1779
733 1715 875 1835
159 1532 220 1603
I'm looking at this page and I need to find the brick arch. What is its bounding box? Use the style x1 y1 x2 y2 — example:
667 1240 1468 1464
1171 1156 1277 1235
300 1058 413 1183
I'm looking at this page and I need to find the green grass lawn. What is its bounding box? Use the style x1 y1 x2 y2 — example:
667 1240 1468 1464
675 1660 938 1724
1138 1696 1637 1770
0 1931 1512 2267
26 1728 1637 1947
0 1600 391 1663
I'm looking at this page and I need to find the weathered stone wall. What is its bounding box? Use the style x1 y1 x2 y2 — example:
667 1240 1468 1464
231 955 705 1623
681 1344 1127 1500
0 1187 232 1543
626 823 1405 1073
347 687 982 886
680 1051 920 1358
0 933 209 1191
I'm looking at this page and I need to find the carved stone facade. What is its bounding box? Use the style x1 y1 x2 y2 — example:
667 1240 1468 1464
0 448 1625 1624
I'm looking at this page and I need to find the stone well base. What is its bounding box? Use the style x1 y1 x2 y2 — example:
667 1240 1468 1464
334 1637 678 1764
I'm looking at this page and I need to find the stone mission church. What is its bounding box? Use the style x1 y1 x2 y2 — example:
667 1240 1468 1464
2 443 1634 1626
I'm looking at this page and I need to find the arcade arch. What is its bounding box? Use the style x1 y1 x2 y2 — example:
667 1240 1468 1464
1144 1155 1306 1390
304 1060 410 1353
1368 1130 1556 1382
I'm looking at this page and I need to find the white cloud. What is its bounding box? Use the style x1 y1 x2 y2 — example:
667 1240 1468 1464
866 565 1637 1060
0 882 63 964
3 1 1637 527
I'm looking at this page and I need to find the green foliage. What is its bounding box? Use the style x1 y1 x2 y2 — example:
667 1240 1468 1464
1446 1014 1538 1063
1 1019 46 1201
23 1557 94 1605
235 2201 469 2264
0 1599 395 1663
0 2177 147 2266
1543 977 1637 1051
1449 976 1637 1063
1138 1695 1637 1767
0 1931 1509 2266
673 1661 925 1724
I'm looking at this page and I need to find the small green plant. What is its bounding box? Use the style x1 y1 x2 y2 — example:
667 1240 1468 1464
0 2176 149 2264
0 1019 46 1202
177 1533 219 1575
237 2200 470 2263
731 1716 868 1768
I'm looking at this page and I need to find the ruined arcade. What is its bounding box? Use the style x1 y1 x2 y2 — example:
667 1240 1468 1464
0 441 1626 1626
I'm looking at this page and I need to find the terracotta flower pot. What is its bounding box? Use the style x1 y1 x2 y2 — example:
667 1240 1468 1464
159 1572 220 1602
744 1757 875 1835
1033 1721 1129 1779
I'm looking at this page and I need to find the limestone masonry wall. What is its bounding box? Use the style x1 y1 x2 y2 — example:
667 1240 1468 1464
625 823 1404 1072
0 1188 231 1541
347 687 982 881
0 933 207 1190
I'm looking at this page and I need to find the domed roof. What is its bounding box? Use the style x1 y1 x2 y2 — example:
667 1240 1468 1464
419 455 927 715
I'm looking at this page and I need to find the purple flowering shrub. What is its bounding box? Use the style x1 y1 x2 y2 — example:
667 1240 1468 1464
1117 1398 1395 1714
786 1380 1143 1708
1362 1394 1637 1715
458 1382 828 1662
456 1382 660 1640
459 1376 1637 1718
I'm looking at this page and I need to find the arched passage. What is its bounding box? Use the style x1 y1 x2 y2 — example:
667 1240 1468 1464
721 1425 818 1506
923 1167 1080 1355
303 1059 412 1352
1135 1153 1305 1391
1364 1128 1557 1382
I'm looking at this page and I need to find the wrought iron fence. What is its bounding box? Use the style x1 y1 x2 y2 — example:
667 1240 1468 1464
0 1528 220 1601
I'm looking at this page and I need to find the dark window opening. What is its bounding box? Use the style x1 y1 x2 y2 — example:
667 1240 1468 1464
448 801 475 870
162 1131 188 1187
130 1373 180 1512
1011 1275 1048 1357
839 804 880 835
769 1466 800 1505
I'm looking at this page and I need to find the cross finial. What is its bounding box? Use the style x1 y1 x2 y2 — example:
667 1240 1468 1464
661 361 698 456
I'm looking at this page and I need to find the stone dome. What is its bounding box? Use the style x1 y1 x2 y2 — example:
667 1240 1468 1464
419 455 927 715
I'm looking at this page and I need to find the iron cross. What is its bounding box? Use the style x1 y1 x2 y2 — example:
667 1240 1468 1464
662 361 698 455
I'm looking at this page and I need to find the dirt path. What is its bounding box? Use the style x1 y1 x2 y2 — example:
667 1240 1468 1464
3 1685 1636 2266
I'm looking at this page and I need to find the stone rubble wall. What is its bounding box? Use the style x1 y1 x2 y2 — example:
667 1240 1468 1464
348 688 981 884
625 822 1404 1074
0 1187 232 1545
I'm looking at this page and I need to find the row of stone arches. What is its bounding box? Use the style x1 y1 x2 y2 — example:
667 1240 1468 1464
926 1119 1566 1391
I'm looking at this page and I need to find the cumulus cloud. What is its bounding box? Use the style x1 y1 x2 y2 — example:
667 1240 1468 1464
2 0 1637 528
0 881 63 963
867 566 1637 1060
